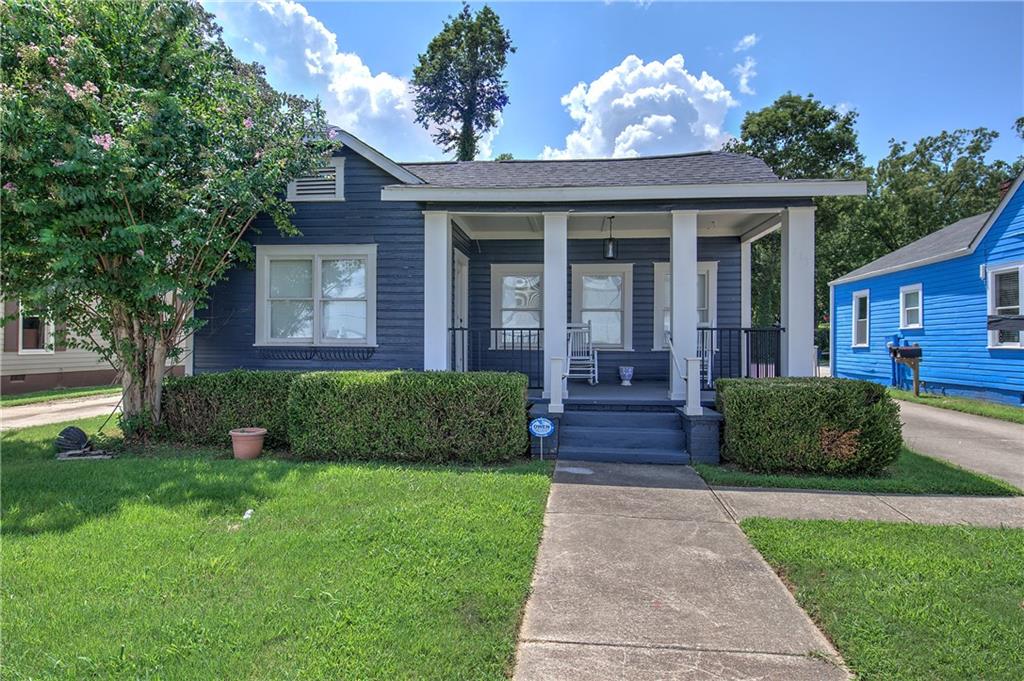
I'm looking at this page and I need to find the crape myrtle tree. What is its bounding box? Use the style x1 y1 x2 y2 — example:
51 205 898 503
411 3 515 161
0 0 332 436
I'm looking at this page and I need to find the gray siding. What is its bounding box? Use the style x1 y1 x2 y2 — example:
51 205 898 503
464 236 741 384
194 147 426 373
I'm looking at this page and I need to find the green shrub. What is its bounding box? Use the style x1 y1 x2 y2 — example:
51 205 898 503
287 371 528 463
162 370 299 448
715 377 902 475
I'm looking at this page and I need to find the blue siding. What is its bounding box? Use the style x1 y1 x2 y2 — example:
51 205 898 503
464 236 741 384
194 147 426 372
831 182 1024 405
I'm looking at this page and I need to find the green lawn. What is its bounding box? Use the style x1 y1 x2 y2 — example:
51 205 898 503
2 417 551 680
695 447 1020 496
0 384 121 407
743 519 1024 680
889 388 1024 425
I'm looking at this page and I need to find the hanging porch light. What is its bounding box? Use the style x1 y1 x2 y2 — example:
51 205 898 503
603 215 618 259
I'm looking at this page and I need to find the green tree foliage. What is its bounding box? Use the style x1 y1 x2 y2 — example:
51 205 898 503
411 4 515 161
0 0 332 435
494 152 514 161
724 93 863 326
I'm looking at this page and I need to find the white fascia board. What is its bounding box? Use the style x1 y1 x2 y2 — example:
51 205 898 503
381 180 867 203
828 248 971 286
334 129 425 185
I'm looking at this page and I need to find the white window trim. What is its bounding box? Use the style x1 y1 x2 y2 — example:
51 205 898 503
899 283 923 330
652 261 718 350
489 264 543 350
254 244 377 347
851 289 870 348
17 304 55 355
286 157 345 202
571 263 634 351
987 260 1024 349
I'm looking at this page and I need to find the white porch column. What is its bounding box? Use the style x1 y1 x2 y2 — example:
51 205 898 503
670 210 699 406
542 212 568 398
780 206 816 376
423 210 452 370
740 239 752 377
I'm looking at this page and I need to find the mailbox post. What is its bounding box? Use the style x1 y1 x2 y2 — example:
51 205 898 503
889 344 923 396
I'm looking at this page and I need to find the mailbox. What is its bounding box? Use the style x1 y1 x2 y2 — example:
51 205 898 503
890 345 922 360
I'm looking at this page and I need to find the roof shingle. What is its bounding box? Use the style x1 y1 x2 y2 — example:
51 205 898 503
399 151 779 189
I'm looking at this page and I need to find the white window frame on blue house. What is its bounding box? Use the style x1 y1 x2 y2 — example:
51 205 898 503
489 263 544 349
899 283 923 330
571 263 634 351
254 244 377 347
987 261 1023 349
852 289 869 347
652 261 718 350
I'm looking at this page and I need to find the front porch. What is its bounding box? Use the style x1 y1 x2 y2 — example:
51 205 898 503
424 206 812 414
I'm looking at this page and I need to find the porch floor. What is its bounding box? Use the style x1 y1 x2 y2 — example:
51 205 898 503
529 380 715 407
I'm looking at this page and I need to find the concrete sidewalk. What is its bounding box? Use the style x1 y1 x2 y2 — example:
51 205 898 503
898 400 1024 489
514 463 848 680
0 394 121 431
713 486 1024 527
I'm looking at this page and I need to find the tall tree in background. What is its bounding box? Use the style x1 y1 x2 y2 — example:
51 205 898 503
724 93 864 327
1 0 331 436
411 4 514 161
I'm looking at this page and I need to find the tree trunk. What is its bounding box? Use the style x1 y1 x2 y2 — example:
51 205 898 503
115 318 169 439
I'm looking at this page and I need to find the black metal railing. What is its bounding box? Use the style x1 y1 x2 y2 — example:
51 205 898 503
698 327 782 389
449 327 544 389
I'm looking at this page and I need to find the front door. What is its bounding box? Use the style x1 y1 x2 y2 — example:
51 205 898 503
453 251 470 371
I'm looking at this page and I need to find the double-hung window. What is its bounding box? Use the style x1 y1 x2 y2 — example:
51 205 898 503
989 263 1022 347
900 284 923 329
652 262 718 350
490 264 543 349
18 304 54 354
852 290 869 347
255 244 376 346
572 263 633 350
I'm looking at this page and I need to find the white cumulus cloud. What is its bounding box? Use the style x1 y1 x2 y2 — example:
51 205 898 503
207 0 492 161
733 33 759 52
732 56 758 96
540 54 737 159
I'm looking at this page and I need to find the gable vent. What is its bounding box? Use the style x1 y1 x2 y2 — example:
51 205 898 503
287 157 344 202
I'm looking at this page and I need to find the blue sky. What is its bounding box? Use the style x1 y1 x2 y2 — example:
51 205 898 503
208 1 1023 166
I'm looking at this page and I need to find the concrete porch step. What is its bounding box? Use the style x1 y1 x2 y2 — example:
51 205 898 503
559 425 685 451
557 446 691 465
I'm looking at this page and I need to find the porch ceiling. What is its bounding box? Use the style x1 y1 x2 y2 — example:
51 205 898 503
451 210 781 240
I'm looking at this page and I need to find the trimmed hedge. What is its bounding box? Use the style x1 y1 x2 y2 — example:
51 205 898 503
716 377 902 475
162 370 299 448
287 371 528 463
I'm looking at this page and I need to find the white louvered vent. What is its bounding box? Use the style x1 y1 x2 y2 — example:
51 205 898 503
287 157 344 201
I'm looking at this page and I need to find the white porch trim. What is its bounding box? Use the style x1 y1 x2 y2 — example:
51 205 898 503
542 212 568 397
780 206 816 376
670 210 699 402
423 210 452 370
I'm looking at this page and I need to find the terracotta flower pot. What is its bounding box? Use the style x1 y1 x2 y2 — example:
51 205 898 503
229 427 267 460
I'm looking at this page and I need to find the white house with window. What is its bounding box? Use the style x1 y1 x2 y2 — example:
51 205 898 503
830 173 1024 406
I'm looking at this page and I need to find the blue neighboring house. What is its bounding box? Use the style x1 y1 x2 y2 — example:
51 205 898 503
830 174 1024 406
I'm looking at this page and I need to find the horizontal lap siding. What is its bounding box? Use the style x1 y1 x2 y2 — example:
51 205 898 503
465 236 740 384
194 148 425 373
832 185 1024 404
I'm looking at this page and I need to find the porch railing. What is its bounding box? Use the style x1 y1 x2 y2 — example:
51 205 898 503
698 327 782 389
448 327 544 389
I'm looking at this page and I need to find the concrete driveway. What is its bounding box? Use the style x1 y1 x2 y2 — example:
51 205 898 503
899 400 1024 489
0 394 121 431
514 462 848 680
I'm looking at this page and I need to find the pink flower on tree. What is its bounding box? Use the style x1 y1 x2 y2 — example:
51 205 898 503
243 117 254 129
82 81 99 95
2 182 16 191
64 82 82 100
91 133 113 151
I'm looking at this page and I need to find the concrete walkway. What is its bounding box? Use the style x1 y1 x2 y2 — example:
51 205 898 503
0 394 121 431
898 400 1024 489
713 486 1024 528
514 462 849 680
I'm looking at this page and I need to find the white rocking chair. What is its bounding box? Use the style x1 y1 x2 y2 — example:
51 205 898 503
566 321 599 385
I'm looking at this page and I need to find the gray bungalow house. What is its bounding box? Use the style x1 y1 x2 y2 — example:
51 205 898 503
193 130 864 462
